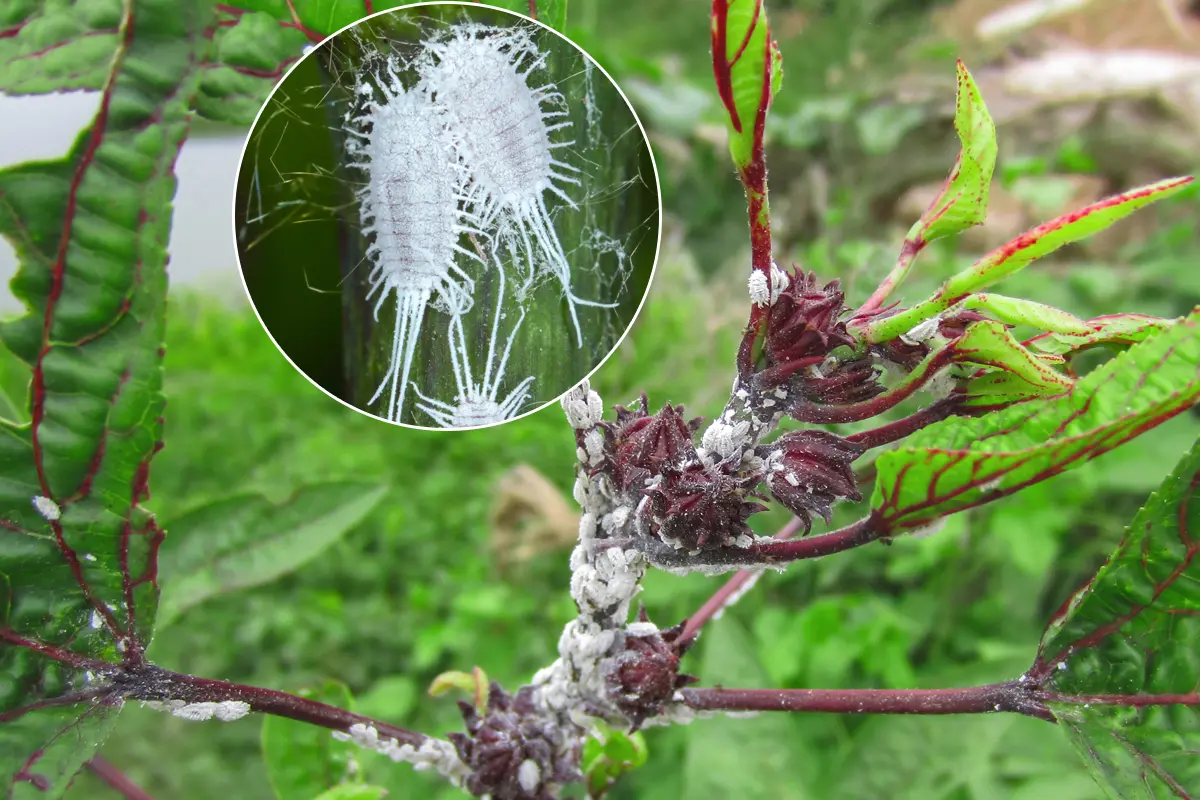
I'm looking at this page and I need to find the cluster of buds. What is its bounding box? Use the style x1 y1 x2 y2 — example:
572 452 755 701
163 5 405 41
603 399 767 551
450 683 581 800
604 607 697 729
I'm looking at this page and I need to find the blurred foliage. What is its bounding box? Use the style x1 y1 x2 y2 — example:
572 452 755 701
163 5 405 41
6 0 1193 797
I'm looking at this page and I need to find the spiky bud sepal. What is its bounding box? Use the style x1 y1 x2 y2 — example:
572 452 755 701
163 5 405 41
605 606 697 730
762 430 864 533
606 398 704 493
643 458 769 551
450 682 581 800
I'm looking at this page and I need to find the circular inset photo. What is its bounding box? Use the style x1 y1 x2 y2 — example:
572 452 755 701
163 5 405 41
233 2 660 429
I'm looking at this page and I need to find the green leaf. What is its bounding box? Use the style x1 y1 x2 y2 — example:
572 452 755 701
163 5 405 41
0 1 213 793
311 785 388 800
957 294 1092 336
953 321 1073 404
865 177 1193 344
155 482 386 628
196 8 310 125
711 0 777 169
0 0 125 95
582 720 648 799
904 60 996 246
946 177 1194 297
871 308 1200 530
1025 314 1173 358
428 665 489 712
262 681 369 800
1033 436 1200 798
683 615 812 800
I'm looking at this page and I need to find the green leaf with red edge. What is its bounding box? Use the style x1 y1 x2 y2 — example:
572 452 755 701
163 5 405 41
953 321 1073 404
870 307 1200 530
197 7 311 125
0 0 212 794
945 177 1194 297
0 0 125 95
904 60 996 247
711 0 777 170
1029 435 1200 798
1026 314 1174 358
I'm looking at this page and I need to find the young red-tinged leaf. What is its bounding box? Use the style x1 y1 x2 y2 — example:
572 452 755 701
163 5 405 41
428 667 490 713
711 0 777 170
946 176 1195 297
956 294 1092 336
905 60 996 246
953 321 1073 403
1025 313 1173 358
1029 436 1200 798
0 1 213 793
871 308 1200 530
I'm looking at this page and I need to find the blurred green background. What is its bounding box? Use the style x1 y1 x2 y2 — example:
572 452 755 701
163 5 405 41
27 0 1200 797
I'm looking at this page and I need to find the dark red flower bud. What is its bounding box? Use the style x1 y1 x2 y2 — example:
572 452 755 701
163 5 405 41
800 356 885 406
646 461 768 550
764 270 855 369
764 430 864 532
609 401 702 491
606 606 697 730
450 683 580 800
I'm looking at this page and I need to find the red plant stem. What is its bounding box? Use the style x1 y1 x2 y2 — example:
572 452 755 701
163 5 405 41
681 680 1054 721
679 516 806 643
143 668 426 747
751 515 882 563
87 756 155 800
847 396 964 450
856 237 924 317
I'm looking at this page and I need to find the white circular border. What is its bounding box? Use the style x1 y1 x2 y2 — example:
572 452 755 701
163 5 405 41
230 0 665 432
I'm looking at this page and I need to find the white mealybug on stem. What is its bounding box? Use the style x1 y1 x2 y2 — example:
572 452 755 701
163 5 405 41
413 259 535 428
346 61 484 423
420 23 615 347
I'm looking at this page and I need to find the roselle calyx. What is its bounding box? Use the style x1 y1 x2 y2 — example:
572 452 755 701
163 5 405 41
606 607 697 730
645 459 768 550
607 398 703 492
746 267 885 406
764 430 864 533
450 682 580 800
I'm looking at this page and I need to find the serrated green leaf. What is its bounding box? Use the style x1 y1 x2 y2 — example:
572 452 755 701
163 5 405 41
1033 436 1200 798
155 482 386 628
954 321 1073 403
0 0 124 95
871 308 1200 530
712 0 775 169
262 681 369 800
866 177 1193 345
1025 314 1173 358
0 1 213 793
946 177 1194 297
958 294 1092 336
904 60 996 245
197 8 310 125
